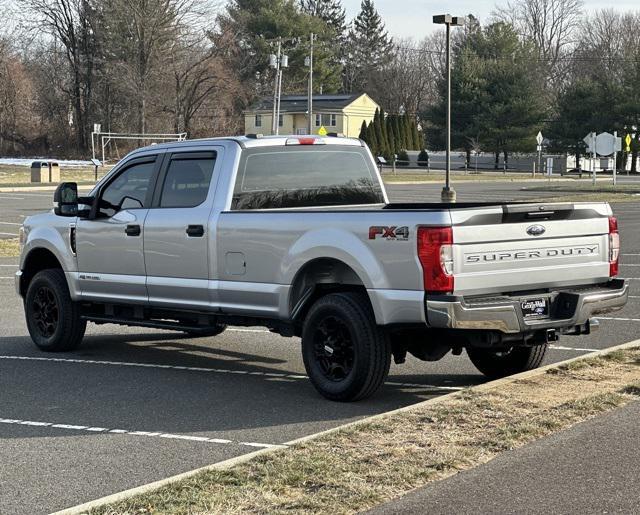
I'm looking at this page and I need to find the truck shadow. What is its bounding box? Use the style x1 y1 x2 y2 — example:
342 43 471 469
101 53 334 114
0 332 483 440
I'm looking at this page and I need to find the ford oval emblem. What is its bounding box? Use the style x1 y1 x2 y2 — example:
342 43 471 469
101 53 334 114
527 224 546 237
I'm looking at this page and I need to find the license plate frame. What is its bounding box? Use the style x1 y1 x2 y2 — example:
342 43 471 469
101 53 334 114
520 297 550 319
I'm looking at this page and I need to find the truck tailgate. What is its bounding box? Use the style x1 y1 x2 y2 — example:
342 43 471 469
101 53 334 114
451 203 612 296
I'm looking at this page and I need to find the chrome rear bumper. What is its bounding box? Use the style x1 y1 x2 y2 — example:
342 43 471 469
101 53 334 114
426 279 628 334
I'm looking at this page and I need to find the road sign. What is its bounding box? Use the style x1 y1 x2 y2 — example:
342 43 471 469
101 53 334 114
625 134 632 152
595 132 616 156
583 132 596 153
536 131 543 145
318 125 327 136
536 144 541 152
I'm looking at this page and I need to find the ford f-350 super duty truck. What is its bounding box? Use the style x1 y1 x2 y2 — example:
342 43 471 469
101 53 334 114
16 135 628 401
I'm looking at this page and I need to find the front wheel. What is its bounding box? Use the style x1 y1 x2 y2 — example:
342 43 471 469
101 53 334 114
25 269 86 352
302 292 391 402
467 344 548 379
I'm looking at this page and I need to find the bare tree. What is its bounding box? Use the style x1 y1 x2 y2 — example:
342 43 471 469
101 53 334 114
20 0 99 151
374 37 441 116
493 0 583 88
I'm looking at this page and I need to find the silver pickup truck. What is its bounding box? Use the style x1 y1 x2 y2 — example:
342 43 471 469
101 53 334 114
16 135 628 400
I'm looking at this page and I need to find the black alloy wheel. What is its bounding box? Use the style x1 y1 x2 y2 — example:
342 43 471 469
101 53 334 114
312 315 355 382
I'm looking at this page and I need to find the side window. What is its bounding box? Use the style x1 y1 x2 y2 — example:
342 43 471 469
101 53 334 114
100 160 155 217
159 154 216 208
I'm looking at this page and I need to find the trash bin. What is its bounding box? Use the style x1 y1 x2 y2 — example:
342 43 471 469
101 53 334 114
49 162 60 183
31 161 49 183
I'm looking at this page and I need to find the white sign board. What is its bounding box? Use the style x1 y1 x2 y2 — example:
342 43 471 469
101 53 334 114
583 132 596 153
595 132 616 156
536 131 543 145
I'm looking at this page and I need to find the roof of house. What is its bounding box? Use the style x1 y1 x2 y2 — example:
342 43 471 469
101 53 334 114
246 93 371 113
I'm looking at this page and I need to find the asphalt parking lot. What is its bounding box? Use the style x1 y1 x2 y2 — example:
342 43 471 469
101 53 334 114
1 182 640 514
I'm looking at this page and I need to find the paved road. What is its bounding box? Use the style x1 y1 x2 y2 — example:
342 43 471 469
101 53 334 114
1 184 640 513
369 401 640 515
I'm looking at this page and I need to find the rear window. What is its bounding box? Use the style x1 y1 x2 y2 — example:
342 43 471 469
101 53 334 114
231 147 384 210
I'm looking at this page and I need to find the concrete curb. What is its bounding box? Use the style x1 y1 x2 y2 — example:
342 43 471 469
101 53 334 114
52 339 640 515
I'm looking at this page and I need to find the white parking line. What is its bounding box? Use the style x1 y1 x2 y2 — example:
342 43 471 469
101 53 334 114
597 316 640 322
0 232 18 236
0 221 21 225
0 196 24 200
0 417 282 449
0 355 464 391
549 345 598 352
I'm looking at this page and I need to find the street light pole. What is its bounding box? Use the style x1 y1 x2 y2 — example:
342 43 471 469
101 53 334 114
433 14 464 203
306 33 314 135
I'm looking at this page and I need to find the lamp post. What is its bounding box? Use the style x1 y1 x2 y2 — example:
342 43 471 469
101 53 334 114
433 14 464 203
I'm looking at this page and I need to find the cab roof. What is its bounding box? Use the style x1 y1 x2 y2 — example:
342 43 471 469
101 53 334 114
129 134 364 155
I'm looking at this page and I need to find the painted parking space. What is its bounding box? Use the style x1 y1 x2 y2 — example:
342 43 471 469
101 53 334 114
1 184 640 513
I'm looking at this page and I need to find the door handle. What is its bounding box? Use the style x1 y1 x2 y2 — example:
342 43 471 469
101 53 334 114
186 224 205 237
125 224 141 237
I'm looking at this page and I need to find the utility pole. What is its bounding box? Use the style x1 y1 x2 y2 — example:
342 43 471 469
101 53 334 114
270 38 282 135
306 33 314 135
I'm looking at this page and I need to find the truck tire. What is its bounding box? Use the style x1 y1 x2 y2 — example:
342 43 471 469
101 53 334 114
302 292 391 401
467 344 548 379
25 269 86 352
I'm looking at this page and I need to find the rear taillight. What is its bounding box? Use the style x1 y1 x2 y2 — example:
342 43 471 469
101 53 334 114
609 216 620 277
417 226 454 293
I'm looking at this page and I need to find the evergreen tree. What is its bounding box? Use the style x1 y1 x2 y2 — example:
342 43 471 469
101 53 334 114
411 120 422 150
343 0 393 93
379 107 390 154
300 0 346 41
385 114 395 155
404 115 413 149
358 119 368 141
367 120 379 155
223 0 343 92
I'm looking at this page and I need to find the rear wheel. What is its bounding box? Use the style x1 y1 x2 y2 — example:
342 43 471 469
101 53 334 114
302 292 391 401
467 344 548 379
25 269 86 352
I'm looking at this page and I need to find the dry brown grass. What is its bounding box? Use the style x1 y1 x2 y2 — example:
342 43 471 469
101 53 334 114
0 164 109 186
0 238 20 257
92 347 640 515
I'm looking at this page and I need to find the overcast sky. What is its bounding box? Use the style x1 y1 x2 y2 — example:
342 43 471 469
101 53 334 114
342 1 640 40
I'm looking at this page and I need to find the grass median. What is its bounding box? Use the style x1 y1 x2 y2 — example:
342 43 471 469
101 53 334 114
0 238 20 257
91 345 640 515
0 164 108 186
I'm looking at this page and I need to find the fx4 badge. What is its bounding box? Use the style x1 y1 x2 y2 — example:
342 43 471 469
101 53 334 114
369 226 409 241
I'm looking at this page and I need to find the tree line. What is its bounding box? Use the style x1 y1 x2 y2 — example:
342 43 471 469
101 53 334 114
0 0 639 170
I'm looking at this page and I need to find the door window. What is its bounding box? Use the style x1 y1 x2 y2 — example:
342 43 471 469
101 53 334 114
100 161 155 217
159 155 216 208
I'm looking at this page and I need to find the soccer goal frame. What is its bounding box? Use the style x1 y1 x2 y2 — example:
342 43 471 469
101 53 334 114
91 131 188 164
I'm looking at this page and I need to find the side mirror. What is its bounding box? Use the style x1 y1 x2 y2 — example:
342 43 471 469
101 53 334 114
53 182 78 217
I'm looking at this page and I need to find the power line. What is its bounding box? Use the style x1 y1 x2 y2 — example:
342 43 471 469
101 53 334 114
394 45 640 63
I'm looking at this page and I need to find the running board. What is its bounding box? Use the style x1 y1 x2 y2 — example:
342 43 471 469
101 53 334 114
81 315 210 334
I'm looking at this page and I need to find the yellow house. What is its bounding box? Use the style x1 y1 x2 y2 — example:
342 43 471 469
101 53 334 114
243 93 379 138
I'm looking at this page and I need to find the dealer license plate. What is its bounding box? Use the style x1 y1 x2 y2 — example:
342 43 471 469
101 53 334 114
521 297 549 319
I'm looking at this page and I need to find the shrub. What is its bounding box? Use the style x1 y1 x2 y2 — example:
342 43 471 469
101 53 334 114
417 149 429 167
397 149 409 166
